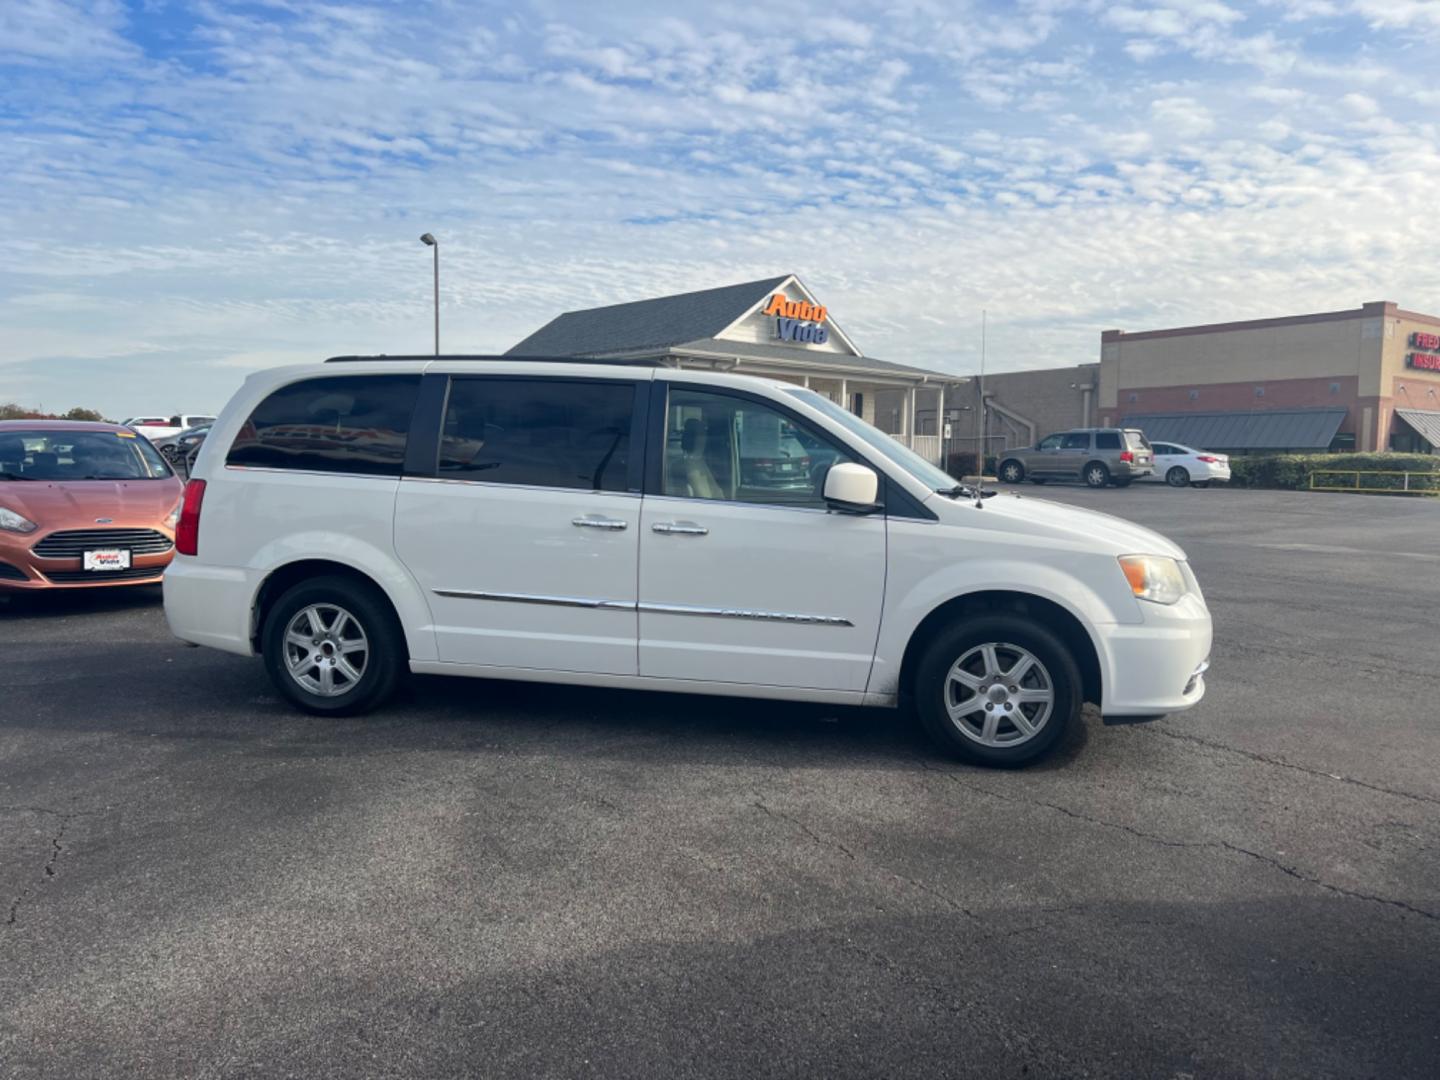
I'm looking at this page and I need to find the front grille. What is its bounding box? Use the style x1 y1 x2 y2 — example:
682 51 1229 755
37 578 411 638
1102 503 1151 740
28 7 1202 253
0 560 28 581
42 566 165 584
32 528 173 558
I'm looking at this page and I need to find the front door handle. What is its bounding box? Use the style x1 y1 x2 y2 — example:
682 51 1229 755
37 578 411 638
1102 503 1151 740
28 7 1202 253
572 516 628 530
652 522 709 536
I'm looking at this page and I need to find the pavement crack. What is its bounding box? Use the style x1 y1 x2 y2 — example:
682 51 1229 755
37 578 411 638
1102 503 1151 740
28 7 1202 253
1138 729 1440 808
753 800 856 860
1218 841 1439 921
920 761 1440 922
5 813 70 928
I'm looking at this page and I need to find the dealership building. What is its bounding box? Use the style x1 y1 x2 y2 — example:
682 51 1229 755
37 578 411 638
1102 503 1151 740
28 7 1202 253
1097 301 1440 454
952 300 1440 457
509 275 969 465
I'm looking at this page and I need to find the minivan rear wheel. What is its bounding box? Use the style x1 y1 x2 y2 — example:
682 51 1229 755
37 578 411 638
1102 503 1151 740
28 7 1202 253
914 614 1080 767
999 460 1025 483
262 575 405 716
1084 462 1110 488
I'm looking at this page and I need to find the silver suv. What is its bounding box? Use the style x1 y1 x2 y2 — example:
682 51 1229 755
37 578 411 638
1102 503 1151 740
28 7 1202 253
998 428 1154 488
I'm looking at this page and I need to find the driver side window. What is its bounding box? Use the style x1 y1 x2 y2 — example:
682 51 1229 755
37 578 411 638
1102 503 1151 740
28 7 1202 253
1036 434 1063 451
662 388 853 509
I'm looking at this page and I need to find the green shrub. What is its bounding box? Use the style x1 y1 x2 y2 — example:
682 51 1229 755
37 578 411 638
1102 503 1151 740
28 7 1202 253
1228 452 1440 490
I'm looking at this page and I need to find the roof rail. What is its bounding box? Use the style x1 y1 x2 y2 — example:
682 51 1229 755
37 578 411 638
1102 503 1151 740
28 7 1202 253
323 353 667 366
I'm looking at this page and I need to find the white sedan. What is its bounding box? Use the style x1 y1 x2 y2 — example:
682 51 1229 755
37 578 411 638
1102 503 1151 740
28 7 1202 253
1144 441 1231 488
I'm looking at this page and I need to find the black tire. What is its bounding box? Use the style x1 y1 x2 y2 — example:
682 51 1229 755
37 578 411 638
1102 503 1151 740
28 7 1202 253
913 614 1081 767
1193 481 1211 489
1166 466 1190 488
1029 478 1047 485
261 574 406 716
1084 462 1110 488
1113 478 1132 488
999 460 1025 484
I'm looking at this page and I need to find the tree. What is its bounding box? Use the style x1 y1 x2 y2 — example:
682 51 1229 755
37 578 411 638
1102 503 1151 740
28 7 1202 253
0 403 113 422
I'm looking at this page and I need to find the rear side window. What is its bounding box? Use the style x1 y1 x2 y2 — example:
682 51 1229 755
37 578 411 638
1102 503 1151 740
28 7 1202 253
1060 433 1090 450
439 378 635 491
1094 432 1122 450
227 375 420 476
1125 430 1151 450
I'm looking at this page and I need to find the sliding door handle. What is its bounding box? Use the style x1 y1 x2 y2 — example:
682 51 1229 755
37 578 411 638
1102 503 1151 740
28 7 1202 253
652 522 709 536
572 517 628 530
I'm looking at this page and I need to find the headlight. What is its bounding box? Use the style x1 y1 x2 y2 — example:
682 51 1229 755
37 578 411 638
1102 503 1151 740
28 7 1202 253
0 506 38 534
1118 554 1187 605
163 500 182 529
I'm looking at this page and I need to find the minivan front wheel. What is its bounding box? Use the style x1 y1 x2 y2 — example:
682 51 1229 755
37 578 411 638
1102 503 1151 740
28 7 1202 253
262 575 405 716
1084 462 1110 488
914 615 1080 767
999 460 1025 483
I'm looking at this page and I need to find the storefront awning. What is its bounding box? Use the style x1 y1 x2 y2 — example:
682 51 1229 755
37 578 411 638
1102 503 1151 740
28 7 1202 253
1121 409 1347 451
1395 409 1440 447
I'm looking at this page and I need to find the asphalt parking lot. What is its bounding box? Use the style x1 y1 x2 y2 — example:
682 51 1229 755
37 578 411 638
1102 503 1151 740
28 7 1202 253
3 485 1438 1079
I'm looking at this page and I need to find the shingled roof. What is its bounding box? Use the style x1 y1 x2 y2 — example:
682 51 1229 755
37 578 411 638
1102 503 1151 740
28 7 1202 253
507 276 789 357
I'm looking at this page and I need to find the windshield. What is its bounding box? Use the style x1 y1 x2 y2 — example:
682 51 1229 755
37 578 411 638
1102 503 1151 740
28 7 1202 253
0 430 174 480
786 388 958 491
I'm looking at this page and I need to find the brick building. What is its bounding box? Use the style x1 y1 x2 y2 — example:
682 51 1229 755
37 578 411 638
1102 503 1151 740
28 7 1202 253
1098 301 1440 454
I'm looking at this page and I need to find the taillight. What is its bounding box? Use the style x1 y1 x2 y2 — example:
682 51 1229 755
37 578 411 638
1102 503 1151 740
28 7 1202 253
1119 450 1134 463
176 479 206 556
1197 455 1219 463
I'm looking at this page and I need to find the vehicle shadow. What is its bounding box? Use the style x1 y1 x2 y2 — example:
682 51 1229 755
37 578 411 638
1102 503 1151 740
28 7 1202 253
0 584 164 618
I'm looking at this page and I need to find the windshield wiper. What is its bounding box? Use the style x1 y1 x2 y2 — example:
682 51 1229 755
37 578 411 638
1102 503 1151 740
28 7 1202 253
0 470 34 481
938 484 996 500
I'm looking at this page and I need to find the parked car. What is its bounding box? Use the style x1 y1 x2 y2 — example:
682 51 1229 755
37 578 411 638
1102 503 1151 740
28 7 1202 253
0 421 184 590
1142 442 1231 488
152 424 211 465
164 358 1211 768
122 415 170 432
128 414 216 442
997 428 1155 488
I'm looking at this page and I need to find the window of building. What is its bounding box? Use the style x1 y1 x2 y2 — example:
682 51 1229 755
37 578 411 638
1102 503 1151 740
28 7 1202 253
1255 386 1265 398
1328 432 1356 453
1330 383 1341 395
438 378 635 491
1094 432 1122 450
1188 390 1199 401
227 375 421 476
851 392 864 417
662 387 853 508
1127 392 1138 404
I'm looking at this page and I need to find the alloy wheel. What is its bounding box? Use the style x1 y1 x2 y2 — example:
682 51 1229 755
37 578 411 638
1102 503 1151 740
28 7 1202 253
283 603 368 697
944 642 1055 747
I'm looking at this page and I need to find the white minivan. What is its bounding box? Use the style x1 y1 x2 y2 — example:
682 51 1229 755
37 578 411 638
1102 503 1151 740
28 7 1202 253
164 357 1212 766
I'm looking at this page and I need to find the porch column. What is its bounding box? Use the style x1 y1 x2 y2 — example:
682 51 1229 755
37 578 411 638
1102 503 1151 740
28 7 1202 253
803 375 811 389
840 377 848 411
936 384 946 441
906 386 917 439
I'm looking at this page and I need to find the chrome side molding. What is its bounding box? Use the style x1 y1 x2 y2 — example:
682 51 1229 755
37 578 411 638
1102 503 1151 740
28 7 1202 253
432 589 632 610
432 591 852 626
637 601 852 627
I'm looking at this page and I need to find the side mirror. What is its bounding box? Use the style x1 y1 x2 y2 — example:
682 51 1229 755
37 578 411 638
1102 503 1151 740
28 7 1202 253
824 463 881 514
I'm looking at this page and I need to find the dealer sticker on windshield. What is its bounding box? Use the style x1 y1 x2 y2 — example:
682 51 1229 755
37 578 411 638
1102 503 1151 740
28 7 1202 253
83 549 132 571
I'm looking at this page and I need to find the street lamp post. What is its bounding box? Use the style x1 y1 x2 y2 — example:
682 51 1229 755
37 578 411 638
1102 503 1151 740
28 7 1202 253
420 233 438 355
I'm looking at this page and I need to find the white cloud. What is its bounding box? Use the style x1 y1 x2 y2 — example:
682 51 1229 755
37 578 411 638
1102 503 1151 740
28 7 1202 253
2 0 1439 416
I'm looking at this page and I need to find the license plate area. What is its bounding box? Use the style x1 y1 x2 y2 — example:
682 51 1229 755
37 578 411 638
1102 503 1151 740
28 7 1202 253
83 549 132 571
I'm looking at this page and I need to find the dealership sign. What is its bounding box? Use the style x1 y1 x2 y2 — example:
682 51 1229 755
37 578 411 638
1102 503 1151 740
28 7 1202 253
763 293 830 345
1408 331 1440 371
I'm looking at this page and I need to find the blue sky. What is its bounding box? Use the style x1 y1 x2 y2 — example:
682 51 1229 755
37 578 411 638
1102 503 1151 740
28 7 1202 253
3 0 1440 418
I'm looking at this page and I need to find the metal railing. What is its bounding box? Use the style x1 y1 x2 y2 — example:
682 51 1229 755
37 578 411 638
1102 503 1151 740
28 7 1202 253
1309 469 1440 495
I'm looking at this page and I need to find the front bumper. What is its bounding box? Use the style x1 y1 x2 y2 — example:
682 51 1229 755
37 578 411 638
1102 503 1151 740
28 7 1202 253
1096 591 1212 716
0 543 172 590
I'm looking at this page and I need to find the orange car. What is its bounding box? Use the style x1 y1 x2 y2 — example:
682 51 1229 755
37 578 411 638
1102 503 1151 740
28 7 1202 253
0 420 185 590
